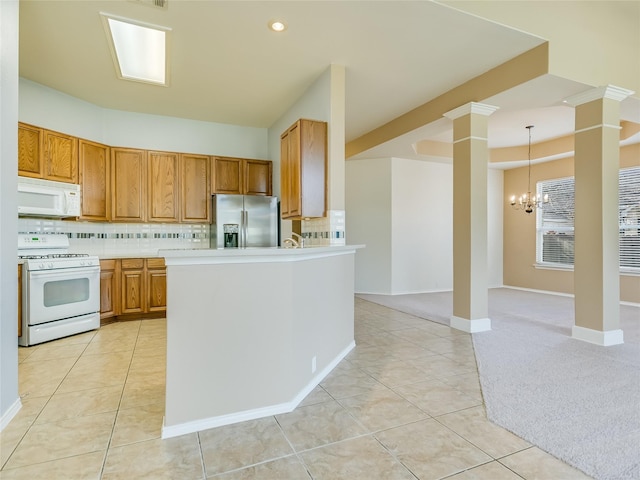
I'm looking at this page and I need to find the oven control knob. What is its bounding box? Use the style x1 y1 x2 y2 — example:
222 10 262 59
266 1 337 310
38 263 45 269
48 262 54 269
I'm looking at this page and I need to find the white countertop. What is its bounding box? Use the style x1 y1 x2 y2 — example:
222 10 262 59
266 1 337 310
159 245 364 265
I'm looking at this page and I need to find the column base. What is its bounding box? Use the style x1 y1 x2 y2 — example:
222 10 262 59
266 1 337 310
572 325 624 346
450 316 491 333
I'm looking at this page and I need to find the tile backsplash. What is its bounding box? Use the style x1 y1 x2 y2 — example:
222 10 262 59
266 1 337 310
18 219 210 255
301 210 346 246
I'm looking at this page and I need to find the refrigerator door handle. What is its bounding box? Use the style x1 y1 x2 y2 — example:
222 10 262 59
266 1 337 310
242 210 248 247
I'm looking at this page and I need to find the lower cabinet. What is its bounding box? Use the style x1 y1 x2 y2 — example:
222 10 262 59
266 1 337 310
100 258 166 321
100 259 120 319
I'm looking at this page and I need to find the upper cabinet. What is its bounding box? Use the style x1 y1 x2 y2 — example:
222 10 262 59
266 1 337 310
212 156 272 196
111 148 147 222
148 151 180 223
280 119 327 219
17 123 43 178
18 122 271 224
244 159 272 196
18 123 78 183
181 153 211 223
79 139 110 221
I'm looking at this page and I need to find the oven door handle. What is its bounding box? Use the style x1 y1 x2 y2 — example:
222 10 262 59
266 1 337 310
27 266 100 279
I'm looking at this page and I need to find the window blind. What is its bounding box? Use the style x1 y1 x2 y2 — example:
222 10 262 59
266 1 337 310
536 166 640 271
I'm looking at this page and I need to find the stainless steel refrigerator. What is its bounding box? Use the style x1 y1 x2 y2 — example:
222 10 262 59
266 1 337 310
210 194 279 248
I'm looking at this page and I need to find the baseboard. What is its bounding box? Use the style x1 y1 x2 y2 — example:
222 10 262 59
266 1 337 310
355 288 452 296
503 286 640 308
0 397 22 432
450 315 491 333
572 325 624 346
161 340 356 439
502 285 574 298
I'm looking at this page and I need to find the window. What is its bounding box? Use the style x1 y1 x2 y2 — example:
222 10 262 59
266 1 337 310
101 13 170 86
537 166 640 271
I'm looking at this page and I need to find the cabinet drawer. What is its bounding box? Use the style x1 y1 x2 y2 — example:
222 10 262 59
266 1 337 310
147 258 166 269
100 259 117 270
121 258 144 269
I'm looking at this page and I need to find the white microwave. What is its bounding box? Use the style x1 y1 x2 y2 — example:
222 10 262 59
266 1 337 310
18 177 81 218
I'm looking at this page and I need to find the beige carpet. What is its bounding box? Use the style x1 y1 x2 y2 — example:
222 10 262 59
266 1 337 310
357 288 640 480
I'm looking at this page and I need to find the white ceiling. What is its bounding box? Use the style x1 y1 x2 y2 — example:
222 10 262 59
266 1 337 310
18 0 639 163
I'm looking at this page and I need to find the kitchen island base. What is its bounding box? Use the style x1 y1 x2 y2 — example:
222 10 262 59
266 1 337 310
160 246 360 439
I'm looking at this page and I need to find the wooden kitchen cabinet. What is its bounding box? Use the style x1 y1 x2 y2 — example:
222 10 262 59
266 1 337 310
43 130 78 183
212 157 242 194
146 258 167 313
111 148 147 222
18 123 78 183
181 153 211 223
212 156 272 196
148 151 180 223
79 139 111 221
244 159 272 196
18 123 43 178
120 258 145 314
99 259 120 319
280 119 326 219
100 258 166 321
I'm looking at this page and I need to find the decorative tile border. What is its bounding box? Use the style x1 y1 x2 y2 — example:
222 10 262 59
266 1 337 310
18 219 210 254
301 210 346 246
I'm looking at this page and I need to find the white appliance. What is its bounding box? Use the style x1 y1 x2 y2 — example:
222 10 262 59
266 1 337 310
18 234 100 347
18 177 81 218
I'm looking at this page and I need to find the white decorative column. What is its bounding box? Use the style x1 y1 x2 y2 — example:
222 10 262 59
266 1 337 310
444 102 499 333
565 85 634 346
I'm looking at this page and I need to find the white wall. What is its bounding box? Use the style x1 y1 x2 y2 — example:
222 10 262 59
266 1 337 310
266 65 341 239
0 0 20 429
391 158 453 294
19 79 269 159
346 156 504 295
346 158 393 293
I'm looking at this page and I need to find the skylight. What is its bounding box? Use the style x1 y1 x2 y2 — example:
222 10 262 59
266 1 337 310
101 13 170 86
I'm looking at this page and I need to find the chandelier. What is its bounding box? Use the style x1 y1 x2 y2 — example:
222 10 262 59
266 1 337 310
510 125 549 213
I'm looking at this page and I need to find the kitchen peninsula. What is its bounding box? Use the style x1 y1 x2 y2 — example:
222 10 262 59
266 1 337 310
159 245 362 438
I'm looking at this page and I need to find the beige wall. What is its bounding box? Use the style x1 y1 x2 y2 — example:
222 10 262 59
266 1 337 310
503 144 640 303
444 1 640 94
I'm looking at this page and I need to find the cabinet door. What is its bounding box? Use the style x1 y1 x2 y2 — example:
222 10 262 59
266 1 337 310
299 119 327 218
280 132 291 217
18 123 43 178
244 159 272 196
99 259 120 319
79 140 110 221
43 130 78 183
121 259 145 314
282 122 301 218
146 258 167 313
181 154 210 223
111 148 146 222
212 157 243 194
148 151 179 223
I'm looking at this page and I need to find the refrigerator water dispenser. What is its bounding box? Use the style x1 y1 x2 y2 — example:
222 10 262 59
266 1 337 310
223 224 239 248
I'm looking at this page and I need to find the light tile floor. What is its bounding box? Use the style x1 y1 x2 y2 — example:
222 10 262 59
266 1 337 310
1 298 594 479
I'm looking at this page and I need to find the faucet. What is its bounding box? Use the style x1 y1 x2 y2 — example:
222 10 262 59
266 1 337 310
283 232 304 248
291 233 304 248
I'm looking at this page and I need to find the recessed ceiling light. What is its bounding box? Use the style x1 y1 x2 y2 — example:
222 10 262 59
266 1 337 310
101 13 171 86
268 20 287 32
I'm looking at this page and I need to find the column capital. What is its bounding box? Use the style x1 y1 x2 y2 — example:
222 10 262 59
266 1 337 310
564 85 635 107
443 102 499 120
